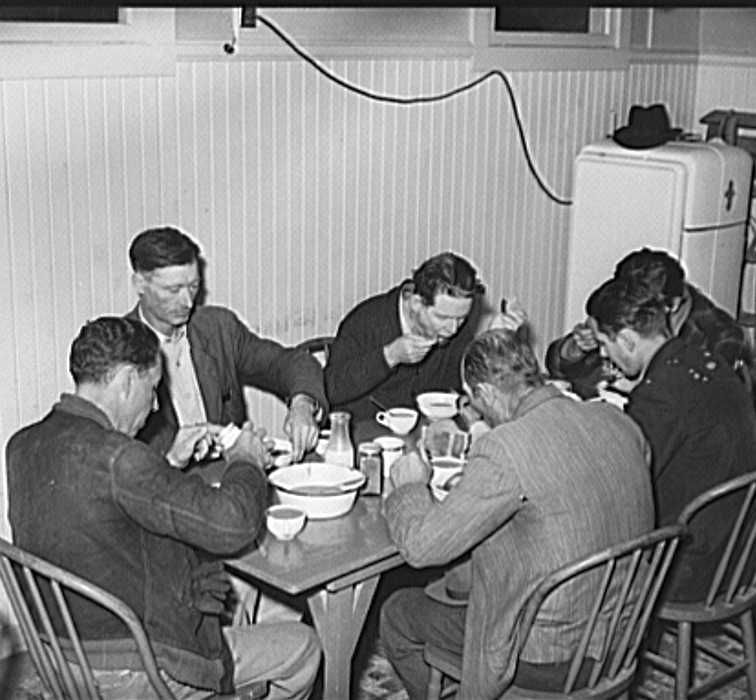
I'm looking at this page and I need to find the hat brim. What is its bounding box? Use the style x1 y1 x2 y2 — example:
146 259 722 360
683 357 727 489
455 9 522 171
613 127 683 150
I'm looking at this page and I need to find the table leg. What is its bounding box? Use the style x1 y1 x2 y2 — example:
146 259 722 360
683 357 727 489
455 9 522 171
307 575 380 700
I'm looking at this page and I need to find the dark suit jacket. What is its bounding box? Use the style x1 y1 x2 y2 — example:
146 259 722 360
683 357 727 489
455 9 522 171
127 304 327 454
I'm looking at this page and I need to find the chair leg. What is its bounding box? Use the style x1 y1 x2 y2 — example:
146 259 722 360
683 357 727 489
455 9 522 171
427 667 443 700
675 621 692 700
740 609 756 696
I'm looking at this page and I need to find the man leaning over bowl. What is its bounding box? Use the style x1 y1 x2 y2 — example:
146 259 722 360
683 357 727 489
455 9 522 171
379 327 653 700
6 316 321 700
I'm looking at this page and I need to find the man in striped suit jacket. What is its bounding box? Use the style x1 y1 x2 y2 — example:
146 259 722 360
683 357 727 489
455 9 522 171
380 327 654 700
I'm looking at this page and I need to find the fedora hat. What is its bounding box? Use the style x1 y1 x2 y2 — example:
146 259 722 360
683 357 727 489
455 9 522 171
612 104 682 149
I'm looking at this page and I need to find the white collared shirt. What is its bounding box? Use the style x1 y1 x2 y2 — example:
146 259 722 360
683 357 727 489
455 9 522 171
138 307 208 427
398 291 412 336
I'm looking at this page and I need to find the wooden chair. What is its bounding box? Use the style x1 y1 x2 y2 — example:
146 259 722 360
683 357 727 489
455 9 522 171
296 335 334 369
0 538 267 699
641 470 756 700
423 524 685 700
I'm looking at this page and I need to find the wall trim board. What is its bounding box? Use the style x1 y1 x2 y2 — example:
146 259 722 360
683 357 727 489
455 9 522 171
698 53 756 67
628 50 700 65
176 40 474 63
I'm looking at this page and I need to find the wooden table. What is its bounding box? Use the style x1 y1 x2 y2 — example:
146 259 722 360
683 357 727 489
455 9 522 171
225 496 404 700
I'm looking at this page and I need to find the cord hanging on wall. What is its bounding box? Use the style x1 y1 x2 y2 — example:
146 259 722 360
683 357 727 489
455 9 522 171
223 7 243 55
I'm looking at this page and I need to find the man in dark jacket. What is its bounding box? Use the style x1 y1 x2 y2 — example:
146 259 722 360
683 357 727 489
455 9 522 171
546 247 751 399
6 316 320 698
325 252 486 422
587 277 756 601
127 226 327 462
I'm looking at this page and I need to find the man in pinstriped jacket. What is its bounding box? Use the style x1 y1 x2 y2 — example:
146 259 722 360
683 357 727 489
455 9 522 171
380 327 654 700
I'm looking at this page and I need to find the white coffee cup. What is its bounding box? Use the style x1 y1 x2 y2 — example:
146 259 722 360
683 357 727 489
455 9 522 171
375 408 418 436
374 435 405 496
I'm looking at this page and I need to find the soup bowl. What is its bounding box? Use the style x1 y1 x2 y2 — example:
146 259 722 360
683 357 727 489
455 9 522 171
268 462 366 520
416 392 459 421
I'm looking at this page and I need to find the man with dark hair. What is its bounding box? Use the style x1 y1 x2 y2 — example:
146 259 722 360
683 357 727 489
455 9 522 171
6 316 320 698
546 247 751 399
379 327 653 699
586 277 756 601
127 226 327 461
325 251 487 421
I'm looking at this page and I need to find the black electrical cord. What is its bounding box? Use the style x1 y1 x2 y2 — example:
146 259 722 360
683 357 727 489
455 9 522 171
256 12 573 207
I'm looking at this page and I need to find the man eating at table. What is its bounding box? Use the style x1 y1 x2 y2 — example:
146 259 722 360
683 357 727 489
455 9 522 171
586 276 756 601
546 247 751 400
127 225 327 462
325 251 487 422
379 327 654 699
6 316 321 699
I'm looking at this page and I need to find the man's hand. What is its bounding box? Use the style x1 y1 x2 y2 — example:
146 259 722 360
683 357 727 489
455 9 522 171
383 334 436 368
566 320 599 357
166 424 218 469
190 560 231 615
487 301 528 333
391 451 431 490
283 394 319 461
224 421 272 470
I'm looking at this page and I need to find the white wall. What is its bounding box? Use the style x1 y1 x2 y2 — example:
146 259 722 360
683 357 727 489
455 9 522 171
0 6 736 641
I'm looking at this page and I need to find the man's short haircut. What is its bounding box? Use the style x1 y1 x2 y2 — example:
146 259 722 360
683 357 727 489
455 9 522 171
614 247 686 304
586 277 669 339
70 317 159 385
410 252 484 306
462 328 543 393
129 226 201 273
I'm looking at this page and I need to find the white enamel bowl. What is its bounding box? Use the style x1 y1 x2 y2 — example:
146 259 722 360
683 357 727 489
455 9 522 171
416 392 459 421
268 462 366 520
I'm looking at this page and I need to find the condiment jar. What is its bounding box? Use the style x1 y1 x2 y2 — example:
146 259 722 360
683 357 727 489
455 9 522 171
358 442 383 496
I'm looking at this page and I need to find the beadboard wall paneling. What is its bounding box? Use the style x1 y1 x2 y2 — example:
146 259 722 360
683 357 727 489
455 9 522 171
1 58 703 562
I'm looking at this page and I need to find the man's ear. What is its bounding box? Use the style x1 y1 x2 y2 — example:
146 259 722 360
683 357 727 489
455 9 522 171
407 292 427 313
476 381 497 406
132 271 146 297
111 364 135 400
617 328 637 353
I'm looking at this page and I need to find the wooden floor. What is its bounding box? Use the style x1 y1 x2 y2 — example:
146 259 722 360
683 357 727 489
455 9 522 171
0 627 750 699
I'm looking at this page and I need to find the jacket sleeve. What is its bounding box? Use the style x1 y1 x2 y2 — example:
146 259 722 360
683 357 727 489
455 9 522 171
325 305 397 406
110 440 267 555
227 312 328 411
626 383 683 483
383 434 524 567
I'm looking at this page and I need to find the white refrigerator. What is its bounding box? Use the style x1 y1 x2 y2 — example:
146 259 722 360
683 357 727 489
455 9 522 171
562 137 754 333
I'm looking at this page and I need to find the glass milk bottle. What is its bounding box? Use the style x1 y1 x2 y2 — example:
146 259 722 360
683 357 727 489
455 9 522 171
323 411 354 468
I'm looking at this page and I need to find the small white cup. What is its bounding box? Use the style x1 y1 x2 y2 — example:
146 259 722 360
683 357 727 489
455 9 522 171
374 435 405 496
266 505 307 541
375 408 418 436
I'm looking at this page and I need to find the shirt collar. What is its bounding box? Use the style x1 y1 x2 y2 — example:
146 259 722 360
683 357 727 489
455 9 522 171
512 383 564 420
398 293 412 336
137 305 186 344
